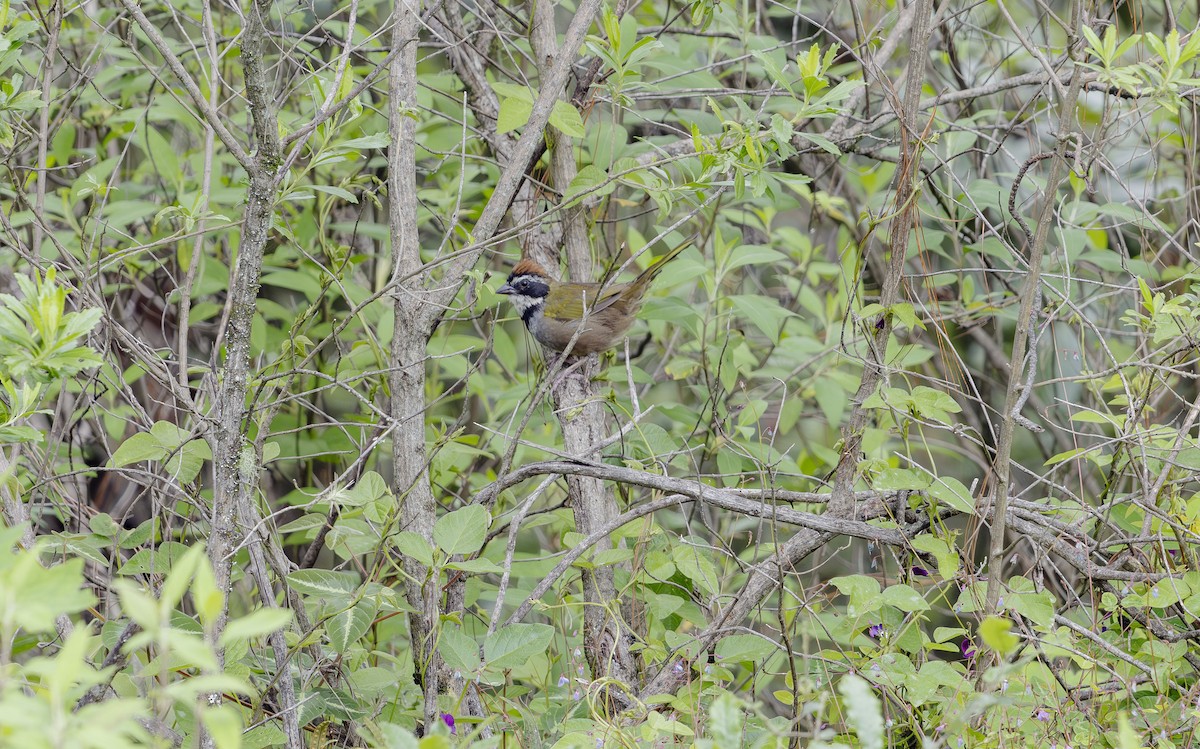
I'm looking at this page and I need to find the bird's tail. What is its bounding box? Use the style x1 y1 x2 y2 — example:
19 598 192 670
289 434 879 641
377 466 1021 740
641 235 692 280
596 234 695 293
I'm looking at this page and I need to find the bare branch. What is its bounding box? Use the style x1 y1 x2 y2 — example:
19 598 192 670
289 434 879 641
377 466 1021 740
432 0 603 309
985 0 1086 619
115 0 252 170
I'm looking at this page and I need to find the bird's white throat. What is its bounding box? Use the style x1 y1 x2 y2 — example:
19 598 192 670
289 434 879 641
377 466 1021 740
508 294 544 318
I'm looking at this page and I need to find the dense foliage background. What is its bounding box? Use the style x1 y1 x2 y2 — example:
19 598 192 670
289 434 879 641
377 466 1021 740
1 0 1199 746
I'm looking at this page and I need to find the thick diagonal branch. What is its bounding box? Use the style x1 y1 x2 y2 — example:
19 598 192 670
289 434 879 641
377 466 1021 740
430 0 602 310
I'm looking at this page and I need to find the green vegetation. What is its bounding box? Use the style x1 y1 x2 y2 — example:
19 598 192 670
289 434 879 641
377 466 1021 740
1 0 1198 747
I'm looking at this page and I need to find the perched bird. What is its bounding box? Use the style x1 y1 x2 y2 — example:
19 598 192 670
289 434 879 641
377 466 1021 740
497 241 689 356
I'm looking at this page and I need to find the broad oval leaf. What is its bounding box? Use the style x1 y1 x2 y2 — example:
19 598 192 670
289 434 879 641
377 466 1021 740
327 600 376 654
286 569 359 598
433 505 489 556
484 623 553 671
439 625 481 674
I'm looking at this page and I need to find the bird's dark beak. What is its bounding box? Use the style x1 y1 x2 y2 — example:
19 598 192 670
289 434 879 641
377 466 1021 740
497 283 515 295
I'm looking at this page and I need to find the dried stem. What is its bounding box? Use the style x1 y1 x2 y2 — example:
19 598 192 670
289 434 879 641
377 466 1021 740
984 0 1086 619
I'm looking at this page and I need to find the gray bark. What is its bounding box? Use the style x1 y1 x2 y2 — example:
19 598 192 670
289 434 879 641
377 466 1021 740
386 0 442 730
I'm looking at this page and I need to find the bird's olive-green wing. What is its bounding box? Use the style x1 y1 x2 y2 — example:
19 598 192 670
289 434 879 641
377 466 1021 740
541 283 629 322
540 241 690 323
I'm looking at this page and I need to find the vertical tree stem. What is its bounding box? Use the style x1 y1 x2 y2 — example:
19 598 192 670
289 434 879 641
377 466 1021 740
203 0 282 743
830 0 935 514
984 0 1085 617
386 0 442 730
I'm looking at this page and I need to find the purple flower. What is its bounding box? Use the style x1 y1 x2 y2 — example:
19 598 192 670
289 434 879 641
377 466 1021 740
867 623 885 638
961 640 976 660
557 674 569 687
1035 709 1051 722
441 713 456 735
912 566 930 577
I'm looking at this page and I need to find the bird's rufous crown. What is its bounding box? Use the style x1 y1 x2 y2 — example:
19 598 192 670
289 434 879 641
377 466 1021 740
510 258 549 278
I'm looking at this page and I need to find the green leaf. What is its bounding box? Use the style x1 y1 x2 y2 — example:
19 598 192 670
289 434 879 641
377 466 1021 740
814 380 847 426
838 674 883 749
1046 446 1091 466
140 126 180 186
346 471 390 507
563 164 614 202
1116 713 1142 749
261 270 325 303
201 704 243 749
445 558 504 574
549 101 586 137
164 438 211 484
377 724 420 749
905 660 968 706
707 692 744 747
285 569 359 598
872 467 930 492
193 552 223 625
591 548 634 567
910 534 960 580
392 530 435 567
159 541 204 611
109 432 162 467
881 584 930 612
338 133 390 150
978 616 1018 655
118 540 189 575
672 542 719 596
8 557 97 631
496 96 533 134
933 626 967 643
220 607 293 646
439 625 481 673
723 245 786 271
327 601 376 654
830 575 881 618
433 505 489 555
728 294 793 339
484 622 553 670
797 130 841 155
715 634 776 663
888 302 924 331
750 51 795 96
490 82 534 102
927 475 975 515
310 184 359 204
277 513 328 535
907 386 961 419
1009 589 1055 627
